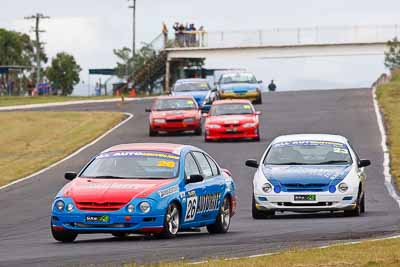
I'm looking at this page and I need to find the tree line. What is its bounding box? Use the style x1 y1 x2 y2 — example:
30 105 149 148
0 28 81 96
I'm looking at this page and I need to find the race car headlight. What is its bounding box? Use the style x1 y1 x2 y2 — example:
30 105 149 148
183 117 195 122
262 183 272 193
127 204 135 213
338 183 349 193
66 203 74 212
55 200 65 211
207 124 221 129
139 202 151 213
153 119 166 124
243 122 257 128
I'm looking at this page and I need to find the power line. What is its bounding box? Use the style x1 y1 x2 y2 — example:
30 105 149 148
24 13 50 85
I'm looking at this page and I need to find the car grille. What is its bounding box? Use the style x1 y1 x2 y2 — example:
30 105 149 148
223 124 240 127
283 183 328 192
68 222 137 228
166 119 183 123
278 202 333 207
76 202 127 211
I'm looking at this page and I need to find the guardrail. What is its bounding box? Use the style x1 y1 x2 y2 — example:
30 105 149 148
166 24 400 49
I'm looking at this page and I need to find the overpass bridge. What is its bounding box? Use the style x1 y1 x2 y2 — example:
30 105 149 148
147 24 399 89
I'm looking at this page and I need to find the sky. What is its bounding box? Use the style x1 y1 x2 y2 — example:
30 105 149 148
1 0 399 94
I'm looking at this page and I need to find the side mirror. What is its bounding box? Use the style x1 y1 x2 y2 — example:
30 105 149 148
65 172 77 181
211 88 218 92
255 111 261 115
258 80 263 84
187 174 204 184
358 159 371 168
145 108 151 112
245 159 259 168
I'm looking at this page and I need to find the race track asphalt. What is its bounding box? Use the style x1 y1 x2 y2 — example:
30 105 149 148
0 89 399 267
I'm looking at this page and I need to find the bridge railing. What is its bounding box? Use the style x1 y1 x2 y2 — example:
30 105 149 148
168 24 400 49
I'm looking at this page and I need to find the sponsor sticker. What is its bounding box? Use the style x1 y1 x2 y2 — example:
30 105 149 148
187 100 194 105
97 151 179 160
157 160 176 168
184 192 221 222
243 105 251 109
158 185 179 198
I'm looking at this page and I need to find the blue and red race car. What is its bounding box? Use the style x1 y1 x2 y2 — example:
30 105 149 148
51 143 236 242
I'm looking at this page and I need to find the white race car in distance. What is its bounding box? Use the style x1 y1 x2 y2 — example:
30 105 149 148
246 134 371 218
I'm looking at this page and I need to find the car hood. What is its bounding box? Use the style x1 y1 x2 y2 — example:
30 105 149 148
207 114 256 124
63 178 174 203
262 165 352 185
220 83 259 92
151 109 199 119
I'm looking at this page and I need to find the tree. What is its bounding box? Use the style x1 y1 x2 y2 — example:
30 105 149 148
46 52 81 95
385 37 400 70
113 47 134 80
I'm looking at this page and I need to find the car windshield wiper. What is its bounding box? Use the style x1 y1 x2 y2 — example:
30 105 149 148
315 160 350 165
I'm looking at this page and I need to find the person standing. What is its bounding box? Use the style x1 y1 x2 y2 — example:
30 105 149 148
268 80 277 92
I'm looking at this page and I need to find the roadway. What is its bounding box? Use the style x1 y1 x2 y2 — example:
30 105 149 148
0 88 399 266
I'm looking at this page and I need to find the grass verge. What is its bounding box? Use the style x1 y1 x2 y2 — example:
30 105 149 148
0 111 124 187
125 237 400 267
376 69 400 190
0 96 120 107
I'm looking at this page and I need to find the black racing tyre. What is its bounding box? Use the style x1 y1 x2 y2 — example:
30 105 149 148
111 232 129 238
195 125 202 136
360 193 365 214
254 95 262 105
254 128 260 142
51 226 78 243
156 202 180 239
207 196 231 234
149 126 157 137
344 191 362 217
252 195 274 219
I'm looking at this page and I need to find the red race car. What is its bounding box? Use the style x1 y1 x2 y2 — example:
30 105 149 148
204 99 261 142
147 96 202 136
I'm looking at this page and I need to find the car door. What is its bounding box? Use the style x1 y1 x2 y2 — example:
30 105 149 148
192 152 224 221
182 152 206 224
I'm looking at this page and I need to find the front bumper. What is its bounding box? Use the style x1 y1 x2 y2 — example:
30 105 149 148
220 91 260 101
151 120 201 133
206 126 259 140
51 212 165 233
254 192 358 212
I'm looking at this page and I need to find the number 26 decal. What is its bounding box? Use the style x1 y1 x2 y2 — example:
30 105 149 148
185 196 198 221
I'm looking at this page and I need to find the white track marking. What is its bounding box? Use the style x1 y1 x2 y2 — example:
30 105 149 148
0 112 134 191
0 96 158 111
372 85 400 208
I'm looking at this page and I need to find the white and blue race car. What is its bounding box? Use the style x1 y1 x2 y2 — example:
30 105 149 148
246 134 371 218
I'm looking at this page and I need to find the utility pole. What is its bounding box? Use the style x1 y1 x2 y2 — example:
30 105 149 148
25 13 50 86
128 0 136 58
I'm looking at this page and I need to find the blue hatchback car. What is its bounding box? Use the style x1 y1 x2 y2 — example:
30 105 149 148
171 79 219 112
51 143 236 242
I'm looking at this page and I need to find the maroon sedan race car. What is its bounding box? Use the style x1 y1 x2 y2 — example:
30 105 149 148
204 100 261 142
147 96 202 136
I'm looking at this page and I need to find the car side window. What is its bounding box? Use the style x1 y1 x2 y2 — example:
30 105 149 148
206 155 220 176
193 152 213 178
185 153 201 178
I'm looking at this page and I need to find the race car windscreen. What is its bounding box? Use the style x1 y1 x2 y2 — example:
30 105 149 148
80 151 180 179
174 82 210 92
264 141 353 165
154 98 197 111
210 103 254 116
220 73 257 84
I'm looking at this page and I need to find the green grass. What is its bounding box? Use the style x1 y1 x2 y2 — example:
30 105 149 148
377 69 400 190
124 237 400 267
0 96 121 107
0 112 124 186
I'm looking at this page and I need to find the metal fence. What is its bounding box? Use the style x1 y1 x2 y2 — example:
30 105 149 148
168 24 400 49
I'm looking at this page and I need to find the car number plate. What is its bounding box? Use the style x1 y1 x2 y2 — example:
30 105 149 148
294 195 316 201
226 128 237 133
85 215 110 223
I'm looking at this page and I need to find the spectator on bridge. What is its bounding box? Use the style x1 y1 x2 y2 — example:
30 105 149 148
268 80 277 92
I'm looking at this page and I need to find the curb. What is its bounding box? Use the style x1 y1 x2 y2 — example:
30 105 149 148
0 112 134 191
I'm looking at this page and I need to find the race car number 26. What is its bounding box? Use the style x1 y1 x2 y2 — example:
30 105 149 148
185 196 198 221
